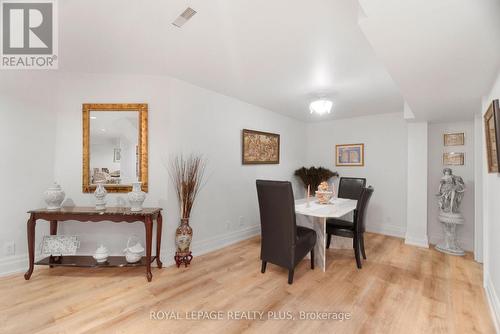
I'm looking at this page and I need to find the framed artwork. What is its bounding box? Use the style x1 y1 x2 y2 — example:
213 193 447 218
242 129 280 164
113 148 121 162
484 100 500 173
336 144 364 166
443 152 464 166
444 132 465 146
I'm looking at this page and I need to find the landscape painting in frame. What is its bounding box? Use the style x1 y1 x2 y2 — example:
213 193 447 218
336 144 364 167
444 132 465 146
443 152 465 166
242 129 280 164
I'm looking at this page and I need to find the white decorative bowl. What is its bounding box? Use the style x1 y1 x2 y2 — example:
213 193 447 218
124 239 144 263
93 245 109 263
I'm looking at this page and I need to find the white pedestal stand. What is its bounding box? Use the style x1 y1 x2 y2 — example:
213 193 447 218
435 211 465 256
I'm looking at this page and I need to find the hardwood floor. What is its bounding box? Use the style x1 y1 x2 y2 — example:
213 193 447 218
0 233 495 334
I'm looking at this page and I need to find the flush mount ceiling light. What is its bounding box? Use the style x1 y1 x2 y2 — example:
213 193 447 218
172 7 197 28
309 99 333 115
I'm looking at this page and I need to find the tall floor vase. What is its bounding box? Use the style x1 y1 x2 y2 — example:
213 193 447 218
175 218 193 267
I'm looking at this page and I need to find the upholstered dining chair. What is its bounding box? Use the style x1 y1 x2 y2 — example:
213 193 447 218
256 180 316 284
326 186 374 269
337 177 366 200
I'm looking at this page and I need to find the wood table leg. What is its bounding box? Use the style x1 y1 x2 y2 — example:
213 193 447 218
49 220 58 268
50 220 58 235
24 214 36 280
156 213 163 269
144 217 153 282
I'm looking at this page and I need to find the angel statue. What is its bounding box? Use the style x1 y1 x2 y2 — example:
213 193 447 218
436 168 465 214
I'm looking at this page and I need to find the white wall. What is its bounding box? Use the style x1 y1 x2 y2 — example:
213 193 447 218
306 112 408 237
0 72 57 274
427 121 475 251
50 72 307 261
482 71 500 331
406 122 429 247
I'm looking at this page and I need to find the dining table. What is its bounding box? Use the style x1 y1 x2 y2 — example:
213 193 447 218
295 197 357 272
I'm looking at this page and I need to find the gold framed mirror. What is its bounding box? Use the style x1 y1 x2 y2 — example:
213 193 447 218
82 103 148 193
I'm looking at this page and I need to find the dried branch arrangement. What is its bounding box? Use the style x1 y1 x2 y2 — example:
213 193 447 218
294 166 338 190
169 154 207 219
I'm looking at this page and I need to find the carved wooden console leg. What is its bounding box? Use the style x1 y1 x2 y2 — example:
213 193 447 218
156 213 163 269
24 214 36 280
50 220 58 235
144 217 153 282
49 220 58 268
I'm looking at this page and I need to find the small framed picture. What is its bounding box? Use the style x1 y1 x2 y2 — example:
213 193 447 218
113 148 121 162
444 132 465 146
443 152 464 166
336 144 364 166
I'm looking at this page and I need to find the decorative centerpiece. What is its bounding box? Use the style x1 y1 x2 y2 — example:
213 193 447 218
128 181 146 212
294 166 338 191
169 154 207 268
94 180 107 210
44 182 66 210
315 181 333 204
124 236 144 263
435 168 466 256
93 245 109 263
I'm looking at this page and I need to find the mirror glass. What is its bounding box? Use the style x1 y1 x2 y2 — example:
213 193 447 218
89 111 139 186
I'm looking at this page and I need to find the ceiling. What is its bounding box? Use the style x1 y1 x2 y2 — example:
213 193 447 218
57 0 500 122
89 112 138 142
358 0 500 122
59 0 403 122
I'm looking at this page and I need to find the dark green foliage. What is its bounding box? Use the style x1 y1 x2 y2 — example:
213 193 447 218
294 167 339 190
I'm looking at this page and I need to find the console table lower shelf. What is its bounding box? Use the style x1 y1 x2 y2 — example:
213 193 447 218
24 207 163 282
36 255 157 268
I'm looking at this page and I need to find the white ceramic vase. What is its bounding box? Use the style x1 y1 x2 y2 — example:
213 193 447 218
44 182 65 210
128 182 146 212
94 181 107 210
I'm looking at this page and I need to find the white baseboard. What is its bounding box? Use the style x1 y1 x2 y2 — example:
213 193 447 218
367 223 405 238
0 255 28 277
404 235 429 248
159 225 261 267
191 225 260 256
485 274 500 333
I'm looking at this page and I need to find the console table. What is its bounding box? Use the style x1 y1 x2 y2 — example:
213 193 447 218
24 207 163 282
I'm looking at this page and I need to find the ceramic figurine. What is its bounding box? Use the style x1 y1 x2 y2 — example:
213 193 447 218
124 237 144 263
94 181 107 210
435 168 466 256
128 181 146 212
44 182 66 210
93 245 109 263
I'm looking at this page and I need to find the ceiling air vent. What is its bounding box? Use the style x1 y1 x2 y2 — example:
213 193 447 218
172 7 197 28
